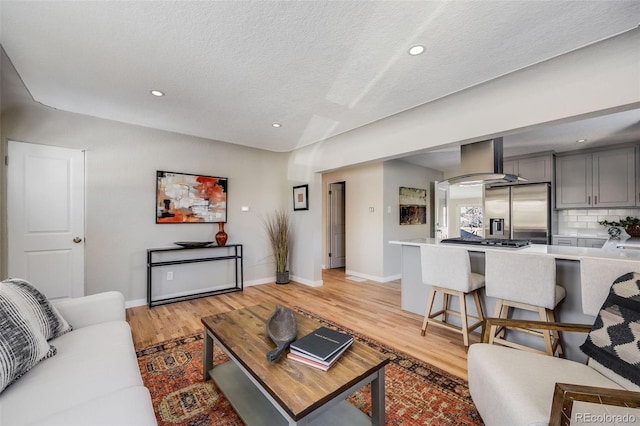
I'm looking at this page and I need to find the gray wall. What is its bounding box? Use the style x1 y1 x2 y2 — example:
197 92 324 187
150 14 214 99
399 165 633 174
383 160 442 280
320 160 441 282
322 162 384 280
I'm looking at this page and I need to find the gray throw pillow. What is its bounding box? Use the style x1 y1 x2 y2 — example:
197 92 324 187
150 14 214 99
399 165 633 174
1 278 72 340
0 287 56 393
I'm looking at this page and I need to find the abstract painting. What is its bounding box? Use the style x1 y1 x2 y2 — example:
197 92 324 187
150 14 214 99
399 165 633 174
399 187 427 225
156 171 227 223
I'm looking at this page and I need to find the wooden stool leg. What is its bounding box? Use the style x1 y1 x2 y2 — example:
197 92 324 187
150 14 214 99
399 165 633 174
548 309 564 357
492 299 510 341
421 288 437 336
459 291 469 346
472 290 484 341
473 290 484 322
488 299 503 344
539 306 554 356
442 293 449 324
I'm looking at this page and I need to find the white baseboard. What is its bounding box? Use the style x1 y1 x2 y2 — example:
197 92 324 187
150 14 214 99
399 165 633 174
126 298 147 308
247 274 323 287
345 270 383 283
291 275 323 287
125 275 324 307
243 277 273 287
383 274 402 283
344 271 401 283
126 284 247 308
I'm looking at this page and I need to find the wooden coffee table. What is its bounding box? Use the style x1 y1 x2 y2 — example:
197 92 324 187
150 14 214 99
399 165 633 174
202 303 389 426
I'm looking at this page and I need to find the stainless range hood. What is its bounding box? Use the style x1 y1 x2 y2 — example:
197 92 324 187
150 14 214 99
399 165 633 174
445 138 526 185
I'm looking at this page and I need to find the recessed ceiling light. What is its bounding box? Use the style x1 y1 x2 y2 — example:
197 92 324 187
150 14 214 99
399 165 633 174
272 123 282 128
408 45 425 56
150 90 164 97
576 138 587 143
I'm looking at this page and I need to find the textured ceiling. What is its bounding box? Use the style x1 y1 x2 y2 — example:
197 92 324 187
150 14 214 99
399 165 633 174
1 1 639 154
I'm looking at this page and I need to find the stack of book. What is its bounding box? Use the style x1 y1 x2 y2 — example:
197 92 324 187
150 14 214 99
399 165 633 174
287 326 353 371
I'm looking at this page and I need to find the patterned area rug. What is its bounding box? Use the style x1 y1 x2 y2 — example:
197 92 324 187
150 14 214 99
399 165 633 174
136 307 483 425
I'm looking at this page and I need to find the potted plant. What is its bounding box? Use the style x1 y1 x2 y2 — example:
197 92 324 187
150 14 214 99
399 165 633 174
263 209 291 284
599 216 640 238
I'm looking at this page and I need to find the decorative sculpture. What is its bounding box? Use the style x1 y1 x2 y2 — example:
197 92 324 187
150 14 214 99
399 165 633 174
265 305 297 362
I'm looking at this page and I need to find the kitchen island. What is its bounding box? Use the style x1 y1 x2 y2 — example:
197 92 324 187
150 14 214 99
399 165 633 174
389 238 640 362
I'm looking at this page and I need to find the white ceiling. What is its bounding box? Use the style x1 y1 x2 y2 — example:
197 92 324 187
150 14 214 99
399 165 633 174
1 1 639 163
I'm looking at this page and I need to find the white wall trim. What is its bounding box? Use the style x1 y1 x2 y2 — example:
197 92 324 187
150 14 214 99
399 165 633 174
125 298 147 308
345 270 401 283
345 270 383 283
244 277 273 287
291 274 323 287
383 274 402 283
124 275 323 307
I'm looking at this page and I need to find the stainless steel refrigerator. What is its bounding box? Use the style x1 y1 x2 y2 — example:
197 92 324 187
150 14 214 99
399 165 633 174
483 183 551 244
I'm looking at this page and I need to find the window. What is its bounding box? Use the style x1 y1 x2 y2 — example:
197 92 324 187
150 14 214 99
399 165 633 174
459 206 483 237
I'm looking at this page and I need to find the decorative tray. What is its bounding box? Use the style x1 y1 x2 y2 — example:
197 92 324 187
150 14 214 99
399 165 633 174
173 241 214 248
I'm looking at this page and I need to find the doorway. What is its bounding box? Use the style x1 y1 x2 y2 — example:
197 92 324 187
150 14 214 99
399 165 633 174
328 181 345 268
7 141 85 299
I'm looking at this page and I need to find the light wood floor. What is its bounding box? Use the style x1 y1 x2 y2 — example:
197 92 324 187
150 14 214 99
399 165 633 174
126 268 479 380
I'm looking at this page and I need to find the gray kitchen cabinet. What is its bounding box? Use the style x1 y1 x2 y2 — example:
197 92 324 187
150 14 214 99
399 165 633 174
593 148 636 207
503 153 553 183
551 236 577 247
555 153 591 208
555 146 636 209
577 238 606 248
552 236 606 247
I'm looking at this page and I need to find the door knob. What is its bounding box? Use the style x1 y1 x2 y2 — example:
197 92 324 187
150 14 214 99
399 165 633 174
73 237 83 243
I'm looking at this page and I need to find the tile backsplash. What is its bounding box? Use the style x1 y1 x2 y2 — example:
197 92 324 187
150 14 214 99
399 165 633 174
557 208 640 237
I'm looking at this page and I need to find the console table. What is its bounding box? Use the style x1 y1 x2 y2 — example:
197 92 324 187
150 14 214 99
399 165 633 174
147 244 243 307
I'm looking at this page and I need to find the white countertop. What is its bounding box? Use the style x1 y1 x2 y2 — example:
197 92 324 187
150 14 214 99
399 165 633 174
389 238 640 261
552 234 607 239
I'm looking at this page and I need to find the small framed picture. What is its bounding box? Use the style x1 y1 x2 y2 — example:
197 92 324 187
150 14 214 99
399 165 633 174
293 184 309 211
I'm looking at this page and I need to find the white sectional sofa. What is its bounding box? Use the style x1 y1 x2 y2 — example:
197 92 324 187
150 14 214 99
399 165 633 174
0 291 157 425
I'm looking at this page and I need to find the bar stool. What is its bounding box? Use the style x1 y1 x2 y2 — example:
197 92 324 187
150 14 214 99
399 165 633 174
420 245 485 346
484 250 565 356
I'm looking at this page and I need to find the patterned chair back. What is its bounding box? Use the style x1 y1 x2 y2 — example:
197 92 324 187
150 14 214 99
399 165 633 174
579 257 640 391
579 257 640 316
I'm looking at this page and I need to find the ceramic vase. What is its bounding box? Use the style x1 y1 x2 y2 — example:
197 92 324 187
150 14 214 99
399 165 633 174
276 271 290 285
625 225 640 238
215 222 228 246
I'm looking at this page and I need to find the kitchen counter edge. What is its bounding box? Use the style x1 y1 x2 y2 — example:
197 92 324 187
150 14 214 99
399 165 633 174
388 238 640 261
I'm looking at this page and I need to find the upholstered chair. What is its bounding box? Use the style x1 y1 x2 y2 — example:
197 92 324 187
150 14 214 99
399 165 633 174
468 257 640 426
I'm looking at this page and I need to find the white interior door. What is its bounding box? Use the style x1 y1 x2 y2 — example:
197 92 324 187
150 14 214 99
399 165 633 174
8 141 85 299
329 182 345 268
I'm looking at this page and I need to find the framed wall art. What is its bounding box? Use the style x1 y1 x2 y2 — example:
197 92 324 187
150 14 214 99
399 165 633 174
399 186 427 225
293 184 309 211
156 171 228 223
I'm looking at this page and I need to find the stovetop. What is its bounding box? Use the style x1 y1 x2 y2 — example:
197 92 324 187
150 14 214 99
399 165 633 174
440 237 531 248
